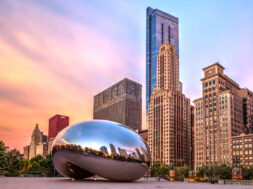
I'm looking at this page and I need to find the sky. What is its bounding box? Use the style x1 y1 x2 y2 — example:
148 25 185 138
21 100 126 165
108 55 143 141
0 0 253 152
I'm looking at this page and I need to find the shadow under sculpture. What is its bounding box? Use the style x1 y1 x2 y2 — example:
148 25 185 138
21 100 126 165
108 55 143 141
51 120 151 181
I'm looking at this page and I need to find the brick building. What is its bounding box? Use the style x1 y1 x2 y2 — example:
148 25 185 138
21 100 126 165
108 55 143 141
231 133 253 167
148 43 191 166
193 63 249 170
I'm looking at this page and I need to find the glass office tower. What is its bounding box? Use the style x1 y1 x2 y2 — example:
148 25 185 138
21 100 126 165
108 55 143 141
146 7 179 113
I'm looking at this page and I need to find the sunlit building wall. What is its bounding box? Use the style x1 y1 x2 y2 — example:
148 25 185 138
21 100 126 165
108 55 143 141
194 63 245 170
148 43 191 166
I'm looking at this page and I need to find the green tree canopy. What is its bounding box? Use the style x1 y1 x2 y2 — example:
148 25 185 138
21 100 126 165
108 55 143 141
0 141 9 175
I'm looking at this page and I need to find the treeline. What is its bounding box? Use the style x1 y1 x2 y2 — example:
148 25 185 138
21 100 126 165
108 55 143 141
0 140 56 177
197 165 253 180
150 164 191 178
150 163 253 180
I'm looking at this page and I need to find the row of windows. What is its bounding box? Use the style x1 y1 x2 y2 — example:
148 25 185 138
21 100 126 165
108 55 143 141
195 101 203 106
204 80 216 87
205 97 217 103
233 144 253 149
219 94 228 99
205 93 216 98
233 150 253 155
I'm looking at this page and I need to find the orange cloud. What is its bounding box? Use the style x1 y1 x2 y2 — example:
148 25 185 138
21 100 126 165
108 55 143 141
0 1 145 152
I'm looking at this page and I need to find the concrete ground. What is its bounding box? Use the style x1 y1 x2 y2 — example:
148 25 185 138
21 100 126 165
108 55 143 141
0 177 252 189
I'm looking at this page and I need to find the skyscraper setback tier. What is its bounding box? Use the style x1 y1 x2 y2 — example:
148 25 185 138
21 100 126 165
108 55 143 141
48 114 69 141
193 63 253 170
146 7 179 113
93 78 142 131
148 43 191 166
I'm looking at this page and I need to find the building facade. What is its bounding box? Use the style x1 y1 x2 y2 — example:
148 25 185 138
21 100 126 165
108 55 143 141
146 7 179 113
190 106 195 168
238 88 253 134
232 134 253 167
93 78 142 131
194 63 245 170
36 142 48 158
48 114 69 141
28 124 47 159
47 139 54 155
23 145 30 160
148 43 191 166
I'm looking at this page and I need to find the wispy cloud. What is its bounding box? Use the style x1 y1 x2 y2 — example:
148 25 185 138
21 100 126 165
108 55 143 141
1 0 253 151
0 0 145 151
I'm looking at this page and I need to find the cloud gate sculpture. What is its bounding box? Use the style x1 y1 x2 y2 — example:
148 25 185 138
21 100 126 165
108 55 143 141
51 120 150 181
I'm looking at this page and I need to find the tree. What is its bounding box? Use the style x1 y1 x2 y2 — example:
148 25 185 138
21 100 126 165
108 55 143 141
150 163 161 177
19 159 29 174
158 165 170 178
196 167 205 177
242 167 253 180
175 166 190 178
213 165 221 178
196 165 232 179
0 141 9 175
5 148 23 176
40 154 55 176
218 165 231 179
29 161 42 174
150 163 170 178
30 155 44 164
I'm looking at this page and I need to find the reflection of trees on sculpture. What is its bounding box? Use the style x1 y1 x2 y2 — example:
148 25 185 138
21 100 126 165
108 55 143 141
52 144 150 168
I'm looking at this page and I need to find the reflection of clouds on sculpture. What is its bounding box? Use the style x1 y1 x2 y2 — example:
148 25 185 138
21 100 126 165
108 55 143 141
52 120 150 181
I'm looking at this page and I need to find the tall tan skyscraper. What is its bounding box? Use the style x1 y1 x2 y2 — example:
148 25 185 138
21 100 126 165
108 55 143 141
194 63 245 170
148 43 191 166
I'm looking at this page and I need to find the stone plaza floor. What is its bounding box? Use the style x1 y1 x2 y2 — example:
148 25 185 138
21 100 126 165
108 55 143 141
0 177 252 189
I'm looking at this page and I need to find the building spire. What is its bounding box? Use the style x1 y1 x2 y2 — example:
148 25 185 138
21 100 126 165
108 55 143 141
33 123 40 133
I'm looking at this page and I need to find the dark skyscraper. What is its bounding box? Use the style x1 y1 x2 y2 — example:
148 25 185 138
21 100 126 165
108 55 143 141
93 78 142 131
146 7 179 112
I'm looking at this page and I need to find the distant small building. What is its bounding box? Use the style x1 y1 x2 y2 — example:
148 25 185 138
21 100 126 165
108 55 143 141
29 124 47 159
48 114 69 141
24 124 48 159
47 138 54 155
36 142 48 158
231 133 253 167
23 145 30 159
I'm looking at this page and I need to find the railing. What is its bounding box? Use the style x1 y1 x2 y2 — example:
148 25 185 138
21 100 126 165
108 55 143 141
219 179 253 185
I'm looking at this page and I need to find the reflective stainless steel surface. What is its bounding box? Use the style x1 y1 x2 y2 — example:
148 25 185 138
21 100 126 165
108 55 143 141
52 120 150 181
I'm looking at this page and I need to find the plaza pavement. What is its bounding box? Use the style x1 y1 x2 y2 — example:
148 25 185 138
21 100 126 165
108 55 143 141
0 177 252 189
